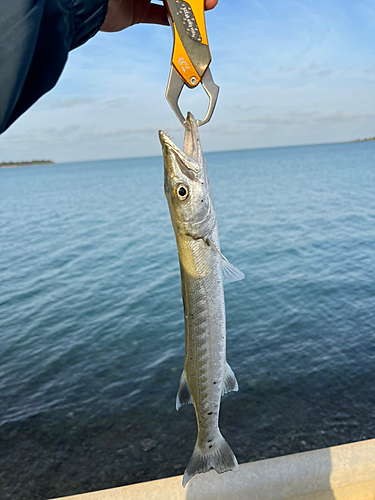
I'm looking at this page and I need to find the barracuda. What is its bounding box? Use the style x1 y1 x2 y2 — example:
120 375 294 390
159 113 244 487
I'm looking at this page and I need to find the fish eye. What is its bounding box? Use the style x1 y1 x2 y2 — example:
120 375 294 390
175 183 189 201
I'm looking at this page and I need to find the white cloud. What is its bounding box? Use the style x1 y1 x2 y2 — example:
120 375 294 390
277 61 336 77
54 98 94 108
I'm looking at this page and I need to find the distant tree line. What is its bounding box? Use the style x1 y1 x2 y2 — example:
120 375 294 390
350 137 375 143
0 159 55 168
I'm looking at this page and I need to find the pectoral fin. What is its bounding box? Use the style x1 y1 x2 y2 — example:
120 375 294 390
220 259 245 285
205 238 245 285
176 370 192 410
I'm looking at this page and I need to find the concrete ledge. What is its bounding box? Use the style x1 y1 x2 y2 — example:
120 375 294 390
52 438 375 500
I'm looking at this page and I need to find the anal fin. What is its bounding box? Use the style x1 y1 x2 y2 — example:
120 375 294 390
176 370 192 410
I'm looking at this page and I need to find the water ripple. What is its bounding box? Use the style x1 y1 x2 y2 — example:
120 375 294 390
1 144 375 427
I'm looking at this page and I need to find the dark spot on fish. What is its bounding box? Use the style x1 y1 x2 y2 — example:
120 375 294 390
207 439 213 443
207 412 213 415
201 200 203 202
209 445 213 449
213 381 217 384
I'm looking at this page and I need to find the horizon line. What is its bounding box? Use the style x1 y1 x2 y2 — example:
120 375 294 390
54 137 373 165
2 137 373 166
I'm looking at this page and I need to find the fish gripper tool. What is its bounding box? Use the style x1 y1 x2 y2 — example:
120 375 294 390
163 0 219 127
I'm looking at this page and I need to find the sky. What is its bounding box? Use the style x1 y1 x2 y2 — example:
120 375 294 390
1 0 375 163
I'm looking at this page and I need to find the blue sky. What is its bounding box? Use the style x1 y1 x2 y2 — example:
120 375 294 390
1 0 375 162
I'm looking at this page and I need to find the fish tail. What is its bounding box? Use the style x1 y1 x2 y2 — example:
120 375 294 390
182 433 238 487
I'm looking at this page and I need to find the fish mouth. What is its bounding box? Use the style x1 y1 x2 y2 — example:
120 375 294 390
183 112 201 161
158 129 185 172
158 130 175 151
159 116 201 181
158 112 201 162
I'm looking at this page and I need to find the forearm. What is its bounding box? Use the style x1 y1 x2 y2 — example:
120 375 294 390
0 0 108 134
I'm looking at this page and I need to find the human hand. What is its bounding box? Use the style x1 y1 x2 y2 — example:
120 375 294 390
100 0 218 33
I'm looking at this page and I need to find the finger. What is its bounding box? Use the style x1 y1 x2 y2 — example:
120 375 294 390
142 4 169 25
142 1 217 27
205 0 218 10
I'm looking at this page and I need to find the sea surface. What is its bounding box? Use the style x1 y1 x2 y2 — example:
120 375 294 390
1 142 375 499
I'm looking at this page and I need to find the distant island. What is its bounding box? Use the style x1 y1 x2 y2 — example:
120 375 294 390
0 159 55 168
348 137 375 143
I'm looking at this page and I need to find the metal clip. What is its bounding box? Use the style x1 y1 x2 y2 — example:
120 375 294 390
166 67 219 127
163 0 219 127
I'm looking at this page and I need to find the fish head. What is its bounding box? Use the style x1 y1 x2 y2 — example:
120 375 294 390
159 113 214 238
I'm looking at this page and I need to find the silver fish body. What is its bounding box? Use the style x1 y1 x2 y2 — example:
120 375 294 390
159 113 244 486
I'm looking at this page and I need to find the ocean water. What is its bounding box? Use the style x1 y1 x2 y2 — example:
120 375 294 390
1 142 375 499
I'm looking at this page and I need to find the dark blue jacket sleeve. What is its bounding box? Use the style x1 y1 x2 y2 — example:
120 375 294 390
0 0 108 134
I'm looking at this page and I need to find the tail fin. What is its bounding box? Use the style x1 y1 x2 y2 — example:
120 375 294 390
182 433 238 487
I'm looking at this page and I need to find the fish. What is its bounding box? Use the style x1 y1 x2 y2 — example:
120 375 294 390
159 112 244 487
